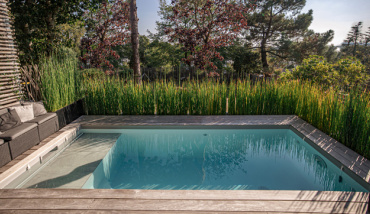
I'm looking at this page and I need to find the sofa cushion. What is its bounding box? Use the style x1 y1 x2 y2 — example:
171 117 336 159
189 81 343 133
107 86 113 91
0 108 8 115
27 113 57 125
23 101 47 117
0 123 38 141
9 104 34 122
0 138 4 145
0 109 22 132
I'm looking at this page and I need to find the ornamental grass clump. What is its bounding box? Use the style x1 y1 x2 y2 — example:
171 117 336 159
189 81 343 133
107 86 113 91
39 48 80 112
82 77 370 159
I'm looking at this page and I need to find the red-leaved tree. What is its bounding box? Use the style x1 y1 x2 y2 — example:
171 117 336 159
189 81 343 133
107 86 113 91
80 0 130 70
163 0 253 70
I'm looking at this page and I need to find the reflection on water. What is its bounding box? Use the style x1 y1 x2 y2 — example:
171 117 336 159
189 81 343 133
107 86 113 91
82 129 367 191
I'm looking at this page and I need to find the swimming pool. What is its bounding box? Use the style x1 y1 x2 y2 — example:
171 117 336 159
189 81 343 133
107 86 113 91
82 129 367 191
6 127 368 192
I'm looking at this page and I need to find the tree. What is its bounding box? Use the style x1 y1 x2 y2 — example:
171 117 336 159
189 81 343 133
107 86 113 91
341 23 370 72
130 0 141 85
144 39 183 70
364 27 370 47
161 0 253 71
244 0 313 74
9 0 99 64
344 22 363 56
56 21 86 55
212 41 261 76
80 0 130 70
277 29 336 64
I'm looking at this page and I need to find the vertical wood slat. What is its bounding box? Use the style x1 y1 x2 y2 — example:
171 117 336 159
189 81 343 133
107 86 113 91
0 0 21 109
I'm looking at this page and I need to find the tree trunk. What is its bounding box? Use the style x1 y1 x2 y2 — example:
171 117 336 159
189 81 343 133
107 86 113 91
45 0 58 55
130 0 141 85
260 39 269 74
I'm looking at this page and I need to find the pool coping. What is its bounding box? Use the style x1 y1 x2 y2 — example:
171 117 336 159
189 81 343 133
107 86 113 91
1 115 370 190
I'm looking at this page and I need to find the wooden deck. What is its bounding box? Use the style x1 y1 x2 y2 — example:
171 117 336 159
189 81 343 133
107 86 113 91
0 189 368 213
0 115 369 213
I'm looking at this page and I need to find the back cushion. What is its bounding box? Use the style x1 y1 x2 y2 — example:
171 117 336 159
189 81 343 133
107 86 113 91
0 109 22 132
23 101 47 117
9 104 34 122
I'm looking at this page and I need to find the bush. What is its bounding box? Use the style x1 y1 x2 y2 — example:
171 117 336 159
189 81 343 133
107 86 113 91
283 55 369 91
291 55 337 87
334 57 368 90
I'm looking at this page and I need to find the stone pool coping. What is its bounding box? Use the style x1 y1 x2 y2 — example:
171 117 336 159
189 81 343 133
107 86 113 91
1 115 369 190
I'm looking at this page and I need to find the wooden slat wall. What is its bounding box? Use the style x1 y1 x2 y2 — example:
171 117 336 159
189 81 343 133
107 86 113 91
0 0 21 109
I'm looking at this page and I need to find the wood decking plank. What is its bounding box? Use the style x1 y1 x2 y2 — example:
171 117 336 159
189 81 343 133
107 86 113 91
0 189 368 203
0 210 317 214
0 198 366 213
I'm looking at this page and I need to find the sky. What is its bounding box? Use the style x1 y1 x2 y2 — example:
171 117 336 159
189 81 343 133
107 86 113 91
137 0 370 46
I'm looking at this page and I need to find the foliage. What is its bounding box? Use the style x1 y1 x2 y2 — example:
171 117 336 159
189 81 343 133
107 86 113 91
79 68 106 79
340 24 370 72
161 0 253 70
145 39 184 69
334 57 368 90
9 0 99 64
228 44 261 75
56 21 86 55
38 48 81 112
245 0 314 73
282 55 369 90
278 29 337 64
291 55 336 87
80 0 130 70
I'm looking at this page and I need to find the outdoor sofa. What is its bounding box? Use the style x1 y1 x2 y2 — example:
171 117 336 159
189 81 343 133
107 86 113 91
0 102 59 168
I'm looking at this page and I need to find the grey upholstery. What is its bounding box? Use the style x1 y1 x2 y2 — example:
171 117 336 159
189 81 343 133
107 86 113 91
0 123 38 141
0 142 11 167
0 138 4 145
26 113 57 125
0 108 8 115
8 126 39 159
22 101 47 117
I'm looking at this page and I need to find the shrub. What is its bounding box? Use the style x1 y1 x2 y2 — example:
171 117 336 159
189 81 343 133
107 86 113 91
291 55 337 87
334 57 368 90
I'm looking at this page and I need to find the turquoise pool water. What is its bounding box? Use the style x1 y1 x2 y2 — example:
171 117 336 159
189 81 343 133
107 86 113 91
82 129 367 191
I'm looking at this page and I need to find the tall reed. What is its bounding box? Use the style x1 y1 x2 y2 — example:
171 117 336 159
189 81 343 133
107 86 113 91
82 77 370 159
39 48 80 112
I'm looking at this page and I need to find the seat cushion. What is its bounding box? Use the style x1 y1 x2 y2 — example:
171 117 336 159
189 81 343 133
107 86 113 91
26 113 57 125
0 123 38 141
0 138 4 145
